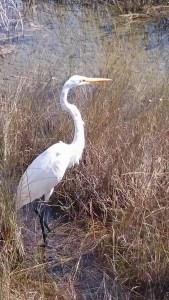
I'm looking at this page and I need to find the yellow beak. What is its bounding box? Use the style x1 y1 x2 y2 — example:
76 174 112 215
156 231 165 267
84 77 112 83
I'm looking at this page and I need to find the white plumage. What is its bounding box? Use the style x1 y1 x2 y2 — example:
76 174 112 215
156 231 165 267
17 141 82 209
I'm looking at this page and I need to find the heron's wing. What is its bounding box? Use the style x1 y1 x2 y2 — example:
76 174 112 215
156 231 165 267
16 142 70 209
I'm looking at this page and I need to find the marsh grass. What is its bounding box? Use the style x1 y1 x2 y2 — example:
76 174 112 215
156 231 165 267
107 1 168 13
34 0 169 14
1 37 169 298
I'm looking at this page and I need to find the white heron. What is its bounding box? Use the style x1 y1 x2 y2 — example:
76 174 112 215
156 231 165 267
16 75 111 245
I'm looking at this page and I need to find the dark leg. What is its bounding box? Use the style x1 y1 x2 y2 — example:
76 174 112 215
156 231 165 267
34 201 51 246
34 207 47 245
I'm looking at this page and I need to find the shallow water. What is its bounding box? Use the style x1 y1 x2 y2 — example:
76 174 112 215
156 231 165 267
1 1 169 93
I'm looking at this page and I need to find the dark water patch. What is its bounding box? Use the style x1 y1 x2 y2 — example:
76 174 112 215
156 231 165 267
49 251 128 299
144 16 169 50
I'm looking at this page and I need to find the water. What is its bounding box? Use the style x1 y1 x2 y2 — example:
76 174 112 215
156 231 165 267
0 1 116 90
1 1 169 93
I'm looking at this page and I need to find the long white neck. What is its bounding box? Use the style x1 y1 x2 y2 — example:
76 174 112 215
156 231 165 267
60 87 85 150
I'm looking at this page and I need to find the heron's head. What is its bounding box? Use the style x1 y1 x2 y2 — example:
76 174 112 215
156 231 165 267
63 75 112 90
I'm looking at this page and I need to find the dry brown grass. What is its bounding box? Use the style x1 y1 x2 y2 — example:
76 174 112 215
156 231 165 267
1 37 169 299
37 0 169 14
107 0 168 13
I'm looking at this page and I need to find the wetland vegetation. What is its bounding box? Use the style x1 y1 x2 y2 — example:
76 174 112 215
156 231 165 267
1 0 169 299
